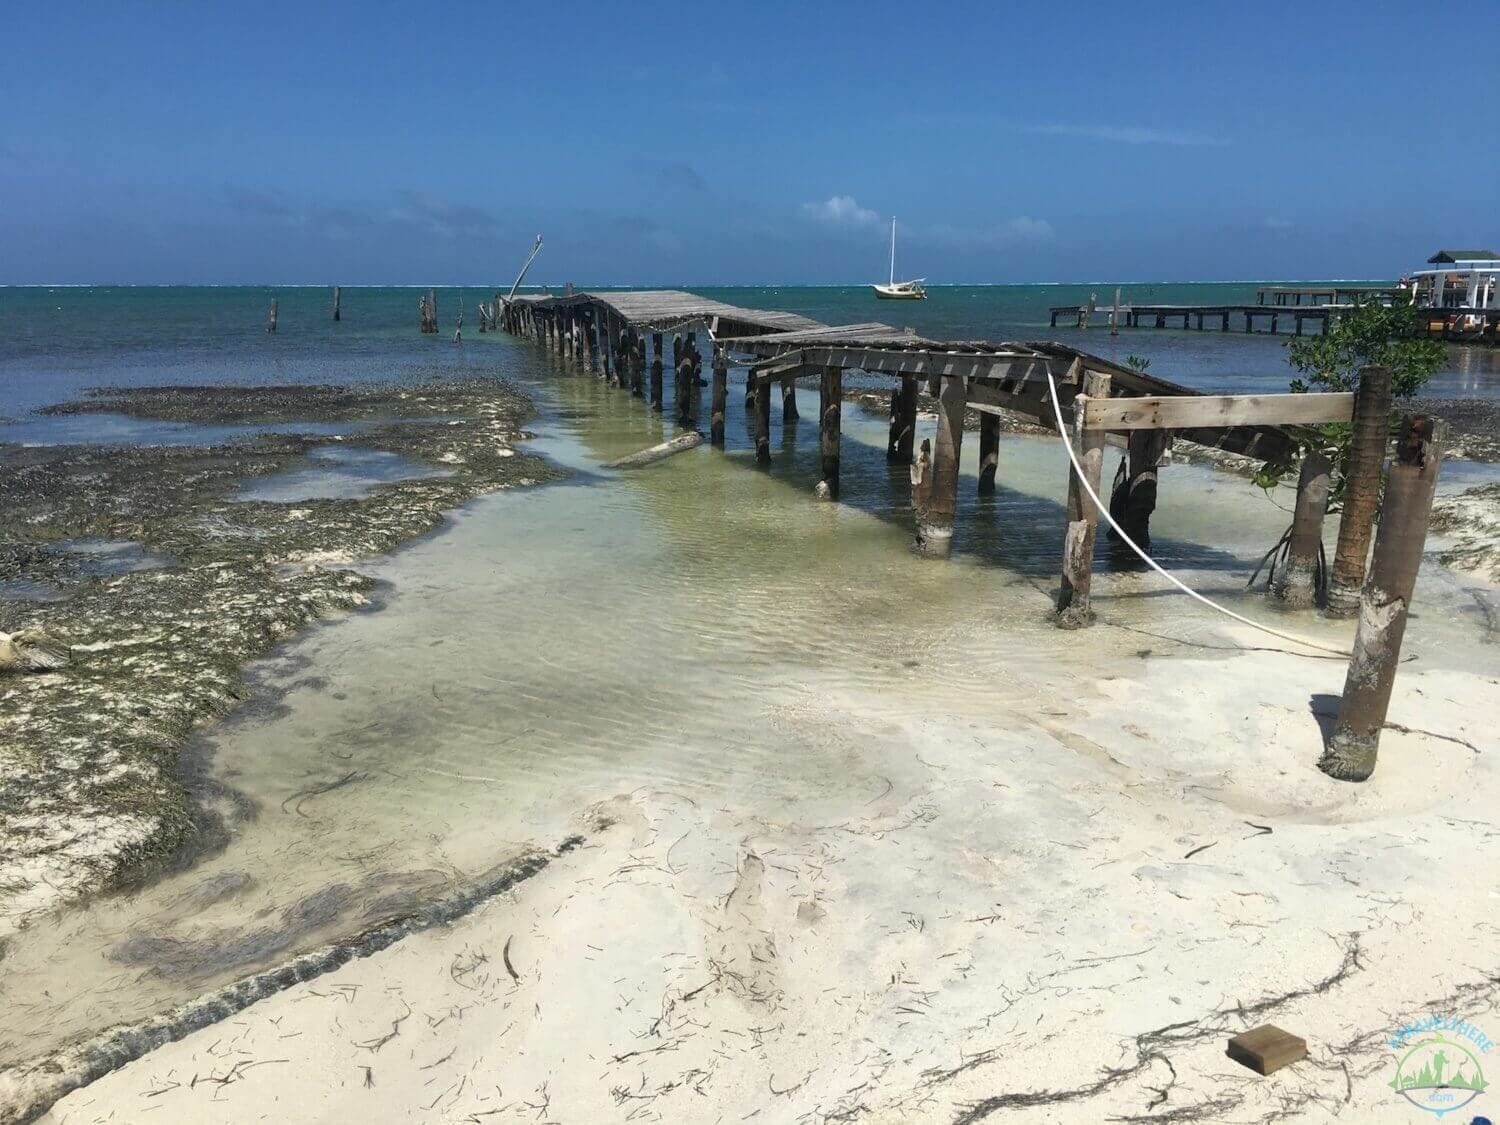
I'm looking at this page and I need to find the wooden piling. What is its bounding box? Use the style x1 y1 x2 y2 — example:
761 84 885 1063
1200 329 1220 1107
1108 429 1169 553
1110 288 1120 336
753 376 772 465
710 347 728 447
818 365 842 499
888 375 918 463
650 354 664 410
630 336 644 396
914 376 966 557
977 413 1000 495
1328 365 1394 617
1272 452 1332 608
267 298 278 333
332 286 341 322
1319 416 1445 782
676 355 694 425
781 374 800 423
1057 371 1112 626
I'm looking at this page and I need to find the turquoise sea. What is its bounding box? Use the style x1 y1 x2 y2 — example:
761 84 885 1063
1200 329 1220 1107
2 284 1498 432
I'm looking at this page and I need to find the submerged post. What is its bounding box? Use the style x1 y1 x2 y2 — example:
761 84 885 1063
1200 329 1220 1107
818 365 842 499
977 413 1000 495
888 375 917 464
1057 371 1112 626
710 347 728 447
1110 287 1120 336
332 286 341 322
267 297 278 333
914 376 966 556
1272 452 1332 608
1328 365 1394 616
1319 417 1445 782
650 350 664 409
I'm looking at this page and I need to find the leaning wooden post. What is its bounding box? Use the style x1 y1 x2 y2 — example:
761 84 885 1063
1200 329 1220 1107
977 413 1000 495
332 286 341 322
267 297 278 333
1056 370 1112 626
781 373 800 423
1319 416 1445 782
817 365 842 499
888 375 917 463
753 374 772 465
914 376 966 557
1272 452 1332 608
1327 365 1394 617
710 347 728 447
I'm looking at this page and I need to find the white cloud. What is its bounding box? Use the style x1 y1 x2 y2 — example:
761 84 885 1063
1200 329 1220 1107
800 195 881 227
1027 123 1228 147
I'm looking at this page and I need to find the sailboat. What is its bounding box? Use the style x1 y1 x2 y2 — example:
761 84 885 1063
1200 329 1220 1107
872 217 926 300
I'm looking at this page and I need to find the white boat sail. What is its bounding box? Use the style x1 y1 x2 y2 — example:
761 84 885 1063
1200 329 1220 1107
872 217 926 300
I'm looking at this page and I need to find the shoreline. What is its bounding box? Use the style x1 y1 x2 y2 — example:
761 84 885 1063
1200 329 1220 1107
0 378 564 937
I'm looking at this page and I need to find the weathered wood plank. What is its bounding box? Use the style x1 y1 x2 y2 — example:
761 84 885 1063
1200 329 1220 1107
1084 392 1354 431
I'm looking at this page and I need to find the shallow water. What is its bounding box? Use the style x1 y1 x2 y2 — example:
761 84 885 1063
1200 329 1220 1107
1 337 1493 1067
235 445 451 502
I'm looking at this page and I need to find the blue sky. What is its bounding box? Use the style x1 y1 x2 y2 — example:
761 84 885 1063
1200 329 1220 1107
3 1 1495 285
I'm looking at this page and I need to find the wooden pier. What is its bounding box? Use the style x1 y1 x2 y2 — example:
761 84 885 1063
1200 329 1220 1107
1255 285 1397 306
501 287 1442 777
1048 302 1340 336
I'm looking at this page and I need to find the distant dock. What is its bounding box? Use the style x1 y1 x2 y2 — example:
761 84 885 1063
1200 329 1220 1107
1050 284 1500 342
1049 301 1341 336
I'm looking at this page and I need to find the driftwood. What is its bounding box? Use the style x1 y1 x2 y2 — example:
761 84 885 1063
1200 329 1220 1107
607 432 704 469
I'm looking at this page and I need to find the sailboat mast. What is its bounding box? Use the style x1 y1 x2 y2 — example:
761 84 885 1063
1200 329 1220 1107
889 217 896 285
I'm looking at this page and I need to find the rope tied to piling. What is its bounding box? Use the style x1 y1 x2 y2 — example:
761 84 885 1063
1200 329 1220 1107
1045 371 1352 658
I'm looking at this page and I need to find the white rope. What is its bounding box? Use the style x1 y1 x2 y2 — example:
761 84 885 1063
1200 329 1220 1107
1046 371 1351 658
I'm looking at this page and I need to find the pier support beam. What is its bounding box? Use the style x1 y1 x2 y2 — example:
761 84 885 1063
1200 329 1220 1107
1328 365 1394 617
977 413 1000 495
817 365 842 499
1056 371 1112 626
332 287 341 322
1272 452 1332 608
267 298 278 334
1319 417 1445 781
650 353 664 410
913 376 967 557
781 374 800 423
888 376 918 463
753 376 772 465
710 348 728 447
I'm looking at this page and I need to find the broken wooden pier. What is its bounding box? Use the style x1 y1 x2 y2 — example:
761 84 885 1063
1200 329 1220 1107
502 289 1439 778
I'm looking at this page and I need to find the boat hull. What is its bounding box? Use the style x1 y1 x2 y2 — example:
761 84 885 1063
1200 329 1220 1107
872 285 926 300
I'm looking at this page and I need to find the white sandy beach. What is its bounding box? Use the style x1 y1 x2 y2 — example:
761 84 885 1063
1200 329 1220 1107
31 617 1497 1125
